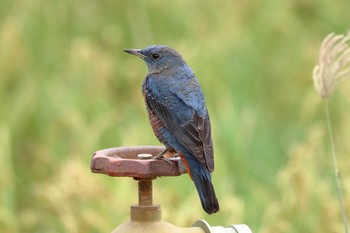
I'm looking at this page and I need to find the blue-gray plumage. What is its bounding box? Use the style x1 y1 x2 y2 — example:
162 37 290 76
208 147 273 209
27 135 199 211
124 45 219 214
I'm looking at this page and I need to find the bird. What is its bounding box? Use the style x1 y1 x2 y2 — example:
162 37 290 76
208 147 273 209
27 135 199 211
124 45 219 214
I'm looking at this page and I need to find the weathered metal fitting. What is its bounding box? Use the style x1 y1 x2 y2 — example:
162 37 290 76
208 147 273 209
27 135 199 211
91 146 187 179
193 220 252 233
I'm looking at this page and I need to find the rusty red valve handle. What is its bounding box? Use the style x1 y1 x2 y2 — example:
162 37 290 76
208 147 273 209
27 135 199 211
91 146 187 179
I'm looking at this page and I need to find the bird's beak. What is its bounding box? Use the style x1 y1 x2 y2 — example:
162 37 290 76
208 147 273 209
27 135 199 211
123 49 147 59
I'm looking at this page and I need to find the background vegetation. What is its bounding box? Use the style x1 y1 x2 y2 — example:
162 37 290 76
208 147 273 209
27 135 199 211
0 0 349 232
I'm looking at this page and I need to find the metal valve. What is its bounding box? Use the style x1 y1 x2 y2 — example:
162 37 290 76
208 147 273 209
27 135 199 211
91 146 252 233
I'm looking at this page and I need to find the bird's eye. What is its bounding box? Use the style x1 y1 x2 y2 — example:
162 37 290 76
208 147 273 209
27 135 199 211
151 53 160 60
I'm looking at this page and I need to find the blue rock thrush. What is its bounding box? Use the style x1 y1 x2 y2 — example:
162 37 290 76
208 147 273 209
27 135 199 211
124 45 219 214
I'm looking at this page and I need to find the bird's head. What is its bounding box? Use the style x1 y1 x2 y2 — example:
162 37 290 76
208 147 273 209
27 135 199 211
124 45 188 74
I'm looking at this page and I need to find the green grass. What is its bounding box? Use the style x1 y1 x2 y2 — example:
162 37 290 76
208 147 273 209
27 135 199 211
0 0 349 232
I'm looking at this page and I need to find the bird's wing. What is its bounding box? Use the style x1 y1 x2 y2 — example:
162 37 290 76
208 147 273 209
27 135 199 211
144 75 214 172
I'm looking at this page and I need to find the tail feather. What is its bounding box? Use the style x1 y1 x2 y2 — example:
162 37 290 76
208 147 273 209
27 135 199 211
191 165 220 214
178 148 220 214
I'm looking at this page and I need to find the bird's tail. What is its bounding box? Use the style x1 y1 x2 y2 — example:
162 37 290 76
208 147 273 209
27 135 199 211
188 158 220 214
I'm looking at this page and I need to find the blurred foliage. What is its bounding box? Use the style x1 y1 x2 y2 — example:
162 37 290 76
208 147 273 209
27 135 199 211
0 0 349 232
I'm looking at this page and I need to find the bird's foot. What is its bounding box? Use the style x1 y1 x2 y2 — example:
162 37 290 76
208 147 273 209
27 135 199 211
155 147 169 159
153 148 174 168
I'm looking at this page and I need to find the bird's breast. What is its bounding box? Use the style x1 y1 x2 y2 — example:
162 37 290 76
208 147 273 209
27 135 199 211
142 85 167 145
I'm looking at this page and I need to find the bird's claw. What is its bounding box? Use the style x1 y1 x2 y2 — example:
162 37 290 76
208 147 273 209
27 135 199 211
155 147 168 159
154 156 174 169
153 148 174 169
